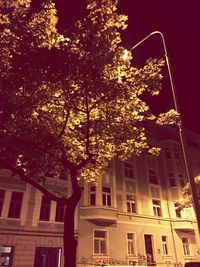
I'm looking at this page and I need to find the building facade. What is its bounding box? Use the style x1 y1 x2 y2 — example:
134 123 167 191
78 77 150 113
1 127 200 267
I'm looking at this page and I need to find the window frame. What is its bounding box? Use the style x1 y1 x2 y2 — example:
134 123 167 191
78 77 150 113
127 232 135 255
152 199 162 217
55 202 65 222
161 236 169 256
39 195 51 221
182 237 190 256
102 187 112 207
126 195 136 213
93 230 108 255
148 169 158 185
124 162 134 179
89 186 96 206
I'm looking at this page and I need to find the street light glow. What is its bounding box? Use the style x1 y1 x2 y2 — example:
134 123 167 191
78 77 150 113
122 49 129 61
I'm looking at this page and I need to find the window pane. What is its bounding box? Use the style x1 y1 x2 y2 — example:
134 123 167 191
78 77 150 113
149 170 158 184
107 195 111 207
55 202 65 222
94 240 99 254
0 189 5 216
124 163 134 178
102 187 110 193
90 186 96 205
127 233 133 239
90 194 96 205
100 240 106 254
8 191 23 218
95 231 105 238
40 196 51 221
102 194 106 206
90 186 96 192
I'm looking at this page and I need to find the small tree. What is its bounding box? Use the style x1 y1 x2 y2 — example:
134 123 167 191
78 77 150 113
175 176 200 210
0 0 178 266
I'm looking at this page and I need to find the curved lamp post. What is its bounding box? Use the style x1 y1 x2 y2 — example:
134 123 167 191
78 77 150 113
127 30 200 235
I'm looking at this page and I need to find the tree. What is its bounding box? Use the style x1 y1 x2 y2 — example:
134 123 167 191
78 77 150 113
0 0 178 266
175 176 200 210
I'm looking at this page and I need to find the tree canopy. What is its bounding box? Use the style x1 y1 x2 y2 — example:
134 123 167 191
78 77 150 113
0 0 179 183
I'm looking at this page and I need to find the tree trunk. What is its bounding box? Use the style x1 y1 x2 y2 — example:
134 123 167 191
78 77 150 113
63 168 82 267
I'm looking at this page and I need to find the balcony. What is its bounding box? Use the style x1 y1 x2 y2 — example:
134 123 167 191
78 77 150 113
171 219 196 232
79 206 118 225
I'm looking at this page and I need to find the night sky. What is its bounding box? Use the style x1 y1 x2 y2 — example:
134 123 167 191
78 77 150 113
56 0 200 134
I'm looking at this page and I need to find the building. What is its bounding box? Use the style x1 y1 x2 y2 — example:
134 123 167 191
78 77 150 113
1 126 200 267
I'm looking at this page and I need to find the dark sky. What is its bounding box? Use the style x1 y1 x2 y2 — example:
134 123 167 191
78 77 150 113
56 0 200 134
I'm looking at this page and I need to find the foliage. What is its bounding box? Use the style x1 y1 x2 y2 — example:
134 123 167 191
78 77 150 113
175 176 200 210
0 0 179 185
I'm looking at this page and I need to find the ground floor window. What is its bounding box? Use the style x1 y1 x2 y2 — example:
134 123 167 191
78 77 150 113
0 246 14 267
94 230 107 255
34 247 62 267
182 237 190 255
127 233 135 255
161 236 169 255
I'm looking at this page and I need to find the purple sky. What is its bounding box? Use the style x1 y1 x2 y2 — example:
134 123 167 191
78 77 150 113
56 0 200 133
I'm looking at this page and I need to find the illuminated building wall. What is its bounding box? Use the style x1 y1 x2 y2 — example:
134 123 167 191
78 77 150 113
0 127 200 267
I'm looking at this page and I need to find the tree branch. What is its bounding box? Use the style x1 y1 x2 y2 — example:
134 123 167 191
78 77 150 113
58 110 70 138
0 159 71 204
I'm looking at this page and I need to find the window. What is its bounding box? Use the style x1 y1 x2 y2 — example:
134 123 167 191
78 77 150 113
152 199 162 217
8 191 23 218
34 247 62 267
124 163 134 178
127 233 134 255
90 186 96 206
169 173 176 187
161 236 169 255
0 246 14 267
55 202 65 222
0 189 5 217
148 169 158 184
174 203 181 218
182 238 190 255
94 230 107 255
126 195 136 213
102 187 111 207
39 195 51 221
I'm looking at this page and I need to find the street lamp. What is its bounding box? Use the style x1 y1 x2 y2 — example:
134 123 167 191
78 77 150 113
127 30 200 235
